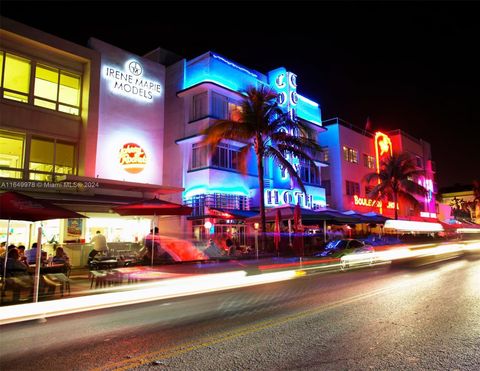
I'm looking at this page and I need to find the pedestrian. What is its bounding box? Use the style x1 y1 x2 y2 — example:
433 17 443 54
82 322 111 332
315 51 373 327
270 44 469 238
89 230 109 262
226 237 235 255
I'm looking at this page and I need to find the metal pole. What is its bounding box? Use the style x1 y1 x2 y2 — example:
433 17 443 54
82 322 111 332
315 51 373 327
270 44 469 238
324 220 327 243
151 216 155 267
1 219 11 301
33 227 42 303
254 229 259 260
288 219 292 247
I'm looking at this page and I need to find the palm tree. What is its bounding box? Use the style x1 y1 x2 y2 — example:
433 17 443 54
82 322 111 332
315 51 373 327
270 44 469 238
364 152 427 220
200 86 321 242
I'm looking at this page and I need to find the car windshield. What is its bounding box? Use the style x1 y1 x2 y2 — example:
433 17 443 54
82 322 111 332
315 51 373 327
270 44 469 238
326 240 349 250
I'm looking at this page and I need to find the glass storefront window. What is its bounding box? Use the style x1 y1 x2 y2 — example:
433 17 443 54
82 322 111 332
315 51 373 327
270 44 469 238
0 131 24 179
3 53 31 103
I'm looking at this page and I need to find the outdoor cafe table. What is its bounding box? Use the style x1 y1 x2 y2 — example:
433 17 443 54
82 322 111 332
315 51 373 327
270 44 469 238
28 263 68 274
89 259 119 270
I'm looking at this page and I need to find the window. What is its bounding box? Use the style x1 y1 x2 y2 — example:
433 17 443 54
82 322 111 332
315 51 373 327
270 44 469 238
29 138 75 181
299 157 320 185
321 179 331 196
191 92 208 121
190 143 241 172
185 193 249 216
212 92 242 120
34 65 81 115
58 71 81 115
363 154 375 169
321 147 329 162
3 53 31 103
212 144 240 171
415 156 423 169
0 131 25 179
228 101 242 121
343 146 358 164
346 180 360 196
191 143 208 170
0 50 81 115
212 92 228 119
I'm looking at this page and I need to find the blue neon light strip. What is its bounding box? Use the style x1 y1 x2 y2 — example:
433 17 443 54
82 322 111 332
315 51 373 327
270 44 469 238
211 54 259 78
298 94 318 107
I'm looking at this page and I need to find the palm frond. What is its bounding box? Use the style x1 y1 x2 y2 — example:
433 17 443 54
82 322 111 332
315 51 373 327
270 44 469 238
265 146 307 194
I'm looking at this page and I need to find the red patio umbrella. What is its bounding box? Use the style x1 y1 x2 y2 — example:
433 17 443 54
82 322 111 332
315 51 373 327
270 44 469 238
274 209 281 255
1 191 87 303
111 197 193 216
0 191 87 221
112 197 193 266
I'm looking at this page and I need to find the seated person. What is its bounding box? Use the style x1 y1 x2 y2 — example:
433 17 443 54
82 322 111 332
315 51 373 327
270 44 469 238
5 248 29 276
52 247 70 265
25 242 47 265
17 245 27 264
52 247 71 274
3 248 32 303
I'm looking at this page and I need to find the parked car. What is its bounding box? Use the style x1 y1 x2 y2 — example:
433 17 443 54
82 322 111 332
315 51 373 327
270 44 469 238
315 239 369 258
315 239 377 269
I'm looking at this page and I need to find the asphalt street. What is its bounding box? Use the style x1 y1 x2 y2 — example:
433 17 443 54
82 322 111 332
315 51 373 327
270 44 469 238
1 255 479 370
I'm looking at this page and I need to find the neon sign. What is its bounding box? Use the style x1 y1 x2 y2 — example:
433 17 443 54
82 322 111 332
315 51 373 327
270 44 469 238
353 195 396 209
104 59 162 102
374 132 393 172
270 68 298 120
119 143 147 174
265 189 325 209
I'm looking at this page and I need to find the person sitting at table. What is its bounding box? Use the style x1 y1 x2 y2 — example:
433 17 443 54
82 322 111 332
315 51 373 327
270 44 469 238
52 246 71 275
52 247 70 265
25 242 47 265
3 248 32 303
17 245 27 264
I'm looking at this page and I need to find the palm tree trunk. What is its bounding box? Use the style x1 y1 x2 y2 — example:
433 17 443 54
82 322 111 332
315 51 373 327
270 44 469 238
257 154 267 251
394 191 398 220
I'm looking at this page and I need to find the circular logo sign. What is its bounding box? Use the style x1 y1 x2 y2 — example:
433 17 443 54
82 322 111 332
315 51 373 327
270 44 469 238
119 143 147 174
128 61 143 76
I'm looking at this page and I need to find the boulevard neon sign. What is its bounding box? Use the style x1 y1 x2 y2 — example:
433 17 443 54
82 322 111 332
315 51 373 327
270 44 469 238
353 195 395 209
104 59 162 102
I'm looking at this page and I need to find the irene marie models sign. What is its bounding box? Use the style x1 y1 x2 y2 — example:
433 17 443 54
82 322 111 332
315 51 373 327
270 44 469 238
104 59 162 102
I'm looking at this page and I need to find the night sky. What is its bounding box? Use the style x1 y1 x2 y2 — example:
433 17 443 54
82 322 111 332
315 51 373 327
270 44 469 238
2 1 479 189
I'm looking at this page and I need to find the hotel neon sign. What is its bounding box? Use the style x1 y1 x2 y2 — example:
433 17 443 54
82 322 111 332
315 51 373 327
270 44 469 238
265 189 325 209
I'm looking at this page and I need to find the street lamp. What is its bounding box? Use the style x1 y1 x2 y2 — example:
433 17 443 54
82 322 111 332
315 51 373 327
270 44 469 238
253 222 259 260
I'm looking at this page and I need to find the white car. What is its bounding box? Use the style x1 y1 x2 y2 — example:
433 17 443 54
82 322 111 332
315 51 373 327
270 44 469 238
339 245 377 270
